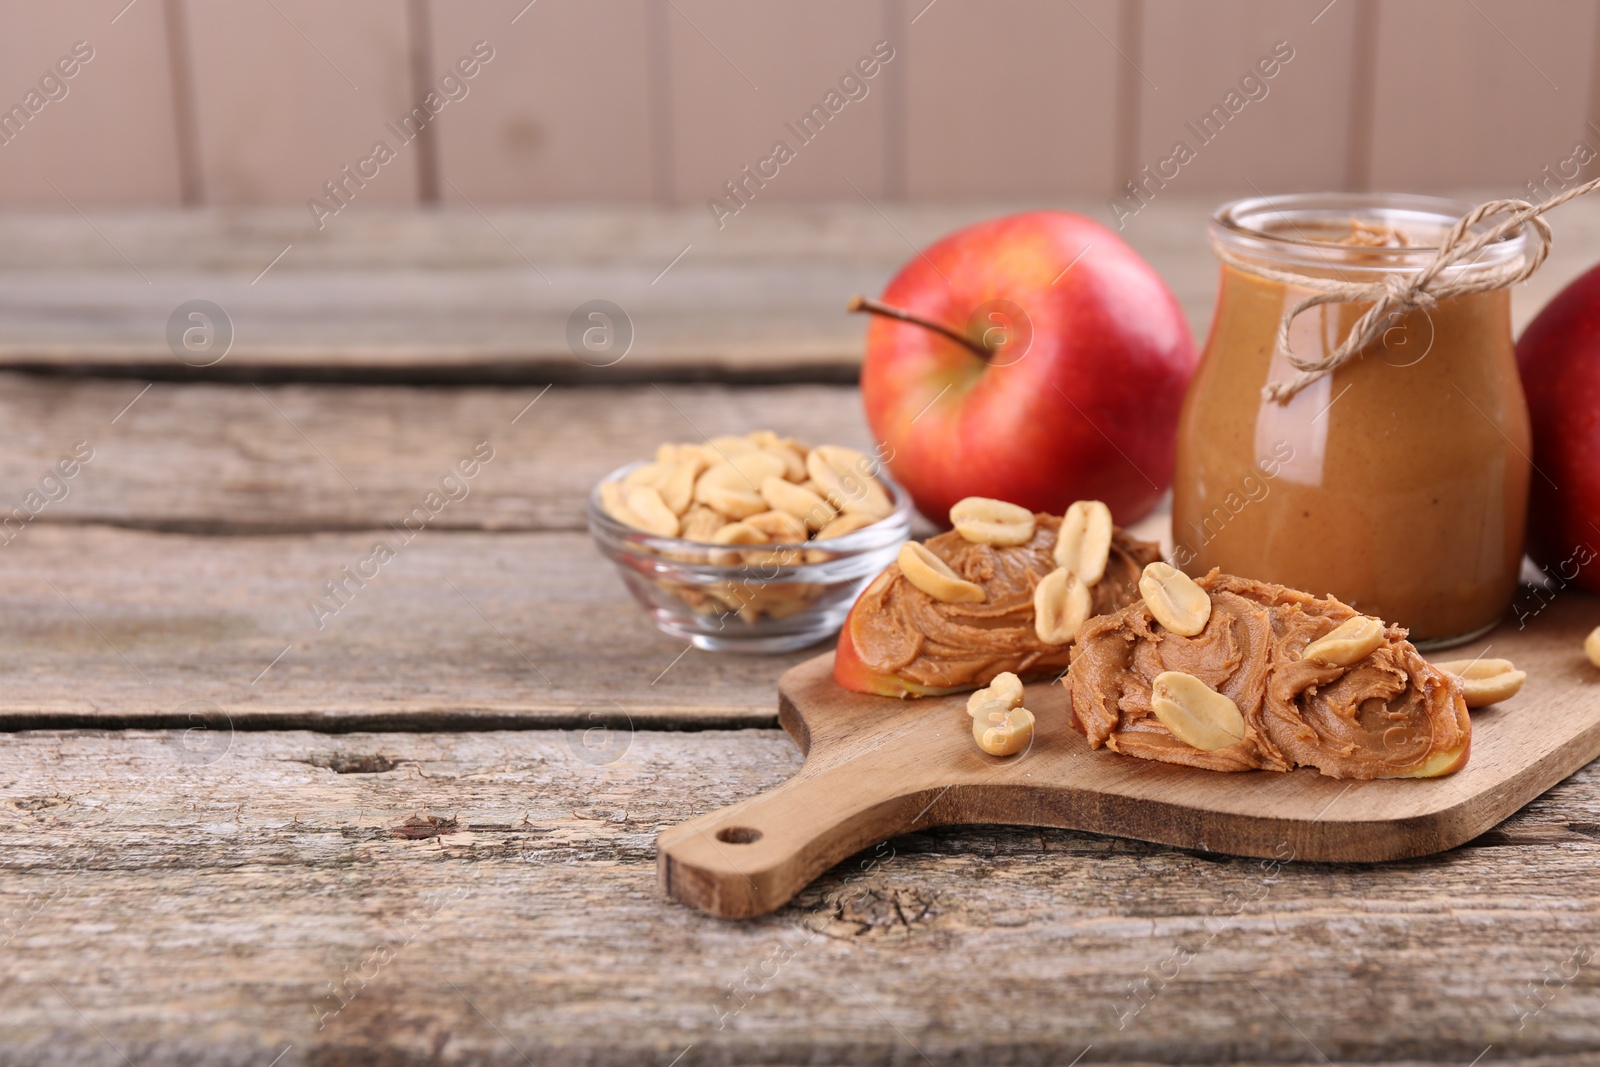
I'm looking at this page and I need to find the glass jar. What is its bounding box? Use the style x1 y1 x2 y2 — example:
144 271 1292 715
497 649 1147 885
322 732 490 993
1172 193 1532 648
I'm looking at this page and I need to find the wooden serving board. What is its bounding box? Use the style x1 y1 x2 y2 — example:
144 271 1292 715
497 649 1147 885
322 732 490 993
658 591 1600 918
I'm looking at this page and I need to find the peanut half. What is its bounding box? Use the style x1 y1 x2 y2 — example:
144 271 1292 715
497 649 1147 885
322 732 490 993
622 461 672 491
1034 567 1091 645
1149 671 1247 751
624 486 681 537
694 462 767 519
1301 615 1386 668
950 496 1036 546
1432 657 1526 708
897 541 986 604
599 481 645 529
972 704 1035 757
804 511 880 562
1586 625 1600 668
812 511 878 541
763 442 808 482
967 671 1024 718
1138 562 1211 637
744 509 809 544
807 445 893 520
759 476 838 531
659 459 701 515
1053 500 1113 585
679 505 724 542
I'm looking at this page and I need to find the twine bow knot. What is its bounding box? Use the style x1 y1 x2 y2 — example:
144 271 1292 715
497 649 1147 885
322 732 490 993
1220 176 1599 403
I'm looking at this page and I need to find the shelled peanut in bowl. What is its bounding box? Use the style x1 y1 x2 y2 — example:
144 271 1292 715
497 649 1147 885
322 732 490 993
587 431 911 653
598 431 894 553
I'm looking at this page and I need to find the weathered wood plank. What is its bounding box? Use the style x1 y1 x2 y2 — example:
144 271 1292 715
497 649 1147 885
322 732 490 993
0 525 805 728
0 380 875 532
0 376 1583 731
3 727 1599 1064
0 198 1592 379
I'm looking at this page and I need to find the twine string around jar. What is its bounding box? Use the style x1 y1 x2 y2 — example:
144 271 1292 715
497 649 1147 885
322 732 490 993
1215 174 1600 404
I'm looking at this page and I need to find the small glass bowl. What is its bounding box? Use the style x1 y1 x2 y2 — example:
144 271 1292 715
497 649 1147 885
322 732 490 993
588 462 912 653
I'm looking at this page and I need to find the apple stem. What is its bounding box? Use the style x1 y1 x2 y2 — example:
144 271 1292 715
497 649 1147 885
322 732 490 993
847 294 991 361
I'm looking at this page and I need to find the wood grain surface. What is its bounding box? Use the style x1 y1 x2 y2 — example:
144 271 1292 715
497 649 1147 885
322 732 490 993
0 380 881 728
0 525 809 729
2 197 1597 380
0 377 876 532
3 197 1600 1062
661 593 1600 917
3 727 1599 1064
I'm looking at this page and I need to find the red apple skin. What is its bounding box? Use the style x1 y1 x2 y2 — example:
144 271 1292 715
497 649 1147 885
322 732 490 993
1517 260 1600 592
860 211 1196 527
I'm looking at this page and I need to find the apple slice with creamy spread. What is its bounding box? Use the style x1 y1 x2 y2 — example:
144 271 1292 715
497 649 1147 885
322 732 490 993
1067 567 1471 779
833 500 1162 698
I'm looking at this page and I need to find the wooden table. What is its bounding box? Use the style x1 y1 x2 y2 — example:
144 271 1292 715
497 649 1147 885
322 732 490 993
4 199 1600 1065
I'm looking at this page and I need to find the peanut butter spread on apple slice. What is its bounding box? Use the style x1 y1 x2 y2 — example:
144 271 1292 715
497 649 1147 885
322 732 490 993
851 514 1161 690
1067 571 1470 779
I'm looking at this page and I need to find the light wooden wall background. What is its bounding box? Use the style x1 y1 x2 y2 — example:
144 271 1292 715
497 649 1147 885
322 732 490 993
1 0 1597 209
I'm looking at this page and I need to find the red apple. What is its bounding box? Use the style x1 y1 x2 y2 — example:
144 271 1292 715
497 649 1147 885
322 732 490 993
855 210 1196 527
1517 260 1600 591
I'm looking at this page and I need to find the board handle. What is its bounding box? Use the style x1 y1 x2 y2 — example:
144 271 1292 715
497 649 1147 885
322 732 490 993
656 756 944 918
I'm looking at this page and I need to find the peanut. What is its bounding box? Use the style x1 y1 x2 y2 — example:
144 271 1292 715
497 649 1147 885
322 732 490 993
763 443 808 482
897 541 986 604
623 461 672 490
624 486 680 537
949 496 1036 547
1139 562 1211 637
804 511 881 562
599 481 646 530
745 509 809 544
1302 615 1385 667
726 450 787 487
1432 657 1526 708
1033 567 1091 645
967 672 1024 717
1586 626 1600 668
679 505 724 542
760 476 838 531
807 445 893 520
660 460 700 515
711 521 766 546
695 463 767 519
1054 500 1112 585
709 520 766 566
707 434 758 456
972 704 1035 756
813 511 878 541
1149 671 1247 751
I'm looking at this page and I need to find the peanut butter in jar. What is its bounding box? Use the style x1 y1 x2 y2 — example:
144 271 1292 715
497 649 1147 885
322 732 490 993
1172 193 1532 648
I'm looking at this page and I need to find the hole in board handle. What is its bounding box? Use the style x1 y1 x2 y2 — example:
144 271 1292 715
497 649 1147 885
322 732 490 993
716 826 762 844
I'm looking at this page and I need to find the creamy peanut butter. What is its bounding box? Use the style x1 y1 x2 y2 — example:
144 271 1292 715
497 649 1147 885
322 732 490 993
848 515 1161 689
1068 571 1470 779
1173 195 1532 645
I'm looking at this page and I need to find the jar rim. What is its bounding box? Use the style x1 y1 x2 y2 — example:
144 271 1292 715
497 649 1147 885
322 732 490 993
1210 191 1526 275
